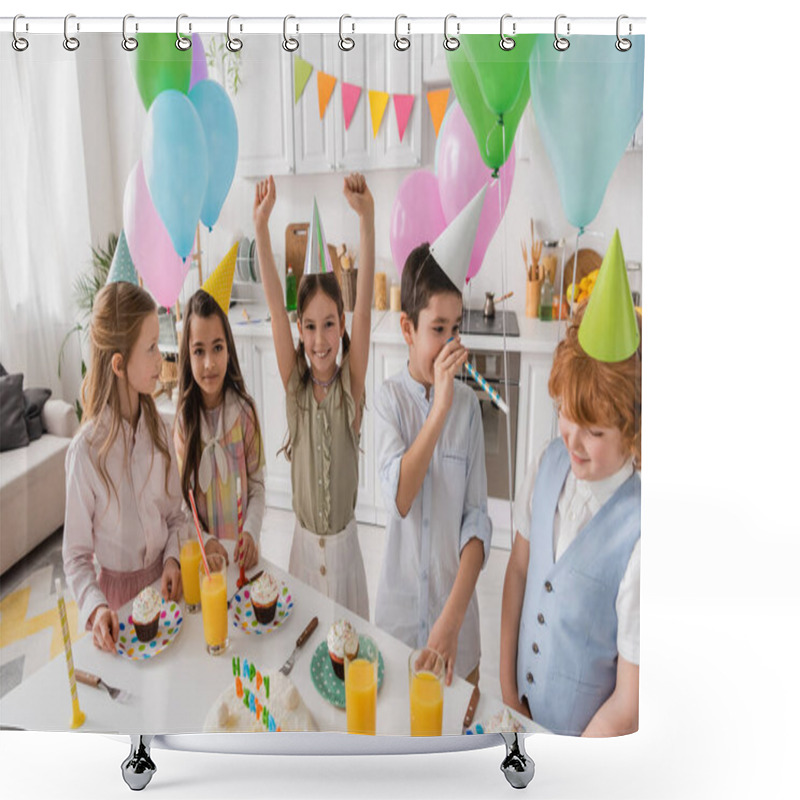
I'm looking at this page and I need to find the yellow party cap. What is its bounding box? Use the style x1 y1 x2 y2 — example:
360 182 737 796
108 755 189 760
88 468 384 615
202 243 237 315
578 229 640 363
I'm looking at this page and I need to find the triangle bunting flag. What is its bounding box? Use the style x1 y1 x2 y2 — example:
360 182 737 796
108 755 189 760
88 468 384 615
341 82 362 131
393 94 415 142
426 88 450 137
368 90 390 138
294 56 313 104
317 71 337 119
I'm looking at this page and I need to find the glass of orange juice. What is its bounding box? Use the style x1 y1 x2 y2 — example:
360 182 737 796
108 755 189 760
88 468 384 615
408 647 444 736
200 552 229 655
345 635 378 735
180 539 202 613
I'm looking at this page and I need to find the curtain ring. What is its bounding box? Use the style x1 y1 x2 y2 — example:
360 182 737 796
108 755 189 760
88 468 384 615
339 15 355 51
63 13 80 52
443 14 460 51
176 14 192 51
616 15 632 51
12 15 29 52
499 14 515 51
553 14 570 51
394 15 410 51
283 15 299 52
226 15 243 52
122 14 138 52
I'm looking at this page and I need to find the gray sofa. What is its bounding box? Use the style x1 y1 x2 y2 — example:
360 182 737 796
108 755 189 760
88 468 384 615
0 399 79 574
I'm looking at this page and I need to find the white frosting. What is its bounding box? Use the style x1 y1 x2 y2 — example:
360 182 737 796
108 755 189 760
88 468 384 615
327 619 358 660
132 587 161 623
203 672 317 733
250 572 279 606
482 708 525 734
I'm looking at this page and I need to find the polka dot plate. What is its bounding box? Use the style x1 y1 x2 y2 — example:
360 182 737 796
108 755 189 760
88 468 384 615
309 635 385 708
231 581 294 635
116 599 183 660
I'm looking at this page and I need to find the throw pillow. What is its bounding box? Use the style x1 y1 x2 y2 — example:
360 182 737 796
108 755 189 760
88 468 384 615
0 373 30 452
24 386 53 441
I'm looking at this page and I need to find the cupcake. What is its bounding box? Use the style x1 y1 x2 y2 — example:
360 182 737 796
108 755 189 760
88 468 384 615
327 619 359 680
131 586 161 642
250 572 280 624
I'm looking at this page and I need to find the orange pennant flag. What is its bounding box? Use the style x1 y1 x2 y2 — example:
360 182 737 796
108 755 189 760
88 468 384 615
426 88 450 138
368 90 390 138
317 71 337 119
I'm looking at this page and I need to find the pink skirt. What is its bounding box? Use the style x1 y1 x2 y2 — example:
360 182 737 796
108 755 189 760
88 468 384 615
98 559 163 614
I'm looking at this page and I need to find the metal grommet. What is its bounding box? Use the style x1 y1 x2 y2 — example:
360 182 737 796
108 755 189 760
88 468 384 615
553 14 570 51
616 15 632 51
339 14 355 51
282 15 299 52
63 13 80 52
12 15 29 52
175 14 192 51
443 14 460 51
499 14 515 51
226 15 243 52
122 14 138 51
394 14 410 51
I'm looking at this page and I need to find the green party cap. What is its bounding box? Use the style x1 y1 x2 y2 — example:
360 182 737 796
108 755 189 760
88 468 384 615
106 230 139 286
577 229 640 363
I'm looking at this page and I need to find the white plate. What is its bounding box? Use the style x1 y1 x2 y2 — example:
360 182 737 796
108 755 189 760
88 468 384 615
237 237 250 281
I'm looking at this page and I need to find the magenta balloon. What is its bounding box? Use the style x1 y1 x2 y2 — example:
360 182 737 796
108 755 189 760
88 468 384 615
436 103 516 282
122 160 189 308
390 170 447 276
189 34 209 90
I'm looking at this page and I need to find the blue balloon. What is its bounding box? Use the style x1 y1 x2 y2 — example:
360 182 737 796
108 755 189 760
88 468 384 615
529 35 644 230
142 90 209 259
189 79 238 230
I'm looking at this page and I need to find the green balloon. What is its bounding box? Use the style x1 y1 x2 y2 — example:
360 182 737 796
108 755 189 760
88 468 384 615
446 44 530 173
133 33 192 110
460 34 536 118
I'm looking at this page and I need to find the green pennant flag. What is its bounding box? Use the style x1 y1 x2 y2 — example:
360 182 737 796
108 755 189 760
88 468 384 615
294 56 313 104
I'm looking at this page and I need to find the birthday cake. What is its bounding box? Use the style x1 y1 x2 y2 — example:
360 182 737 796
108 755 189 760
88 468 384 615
203 657 317 733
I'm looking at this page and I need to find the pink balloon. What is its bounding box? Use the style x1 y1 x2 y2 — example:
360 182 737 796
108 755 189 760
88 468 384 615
123 161 189 308
189 33 209 90
436 103 516 281
390 170 447 276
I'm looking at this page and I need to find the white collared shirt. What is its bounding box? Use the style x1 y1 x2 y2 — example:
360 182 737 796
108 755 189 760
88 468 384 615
374 366 493 678
513 442 640 664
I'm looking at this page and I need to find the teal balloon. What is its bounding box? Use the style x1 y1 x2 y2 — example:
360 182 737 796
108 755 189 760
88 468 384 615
188 80 238 231
530 35 645 230
446 44 529 172
106 230 139 285
461 34 536 117
142 90 209 259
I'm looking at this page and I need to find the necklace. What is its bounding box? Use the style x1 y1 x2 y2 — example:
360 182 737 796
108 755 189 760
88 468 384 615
310 365 340 395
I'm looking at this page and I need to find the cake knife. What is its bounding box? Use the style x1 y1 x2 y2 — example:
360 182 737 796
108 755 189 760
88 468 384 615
279 616 319 676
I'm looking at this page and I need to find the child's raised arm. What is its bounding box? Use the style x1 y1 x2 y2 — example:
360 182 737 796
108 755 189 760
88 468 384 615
342 172 375 411
253 176 295 391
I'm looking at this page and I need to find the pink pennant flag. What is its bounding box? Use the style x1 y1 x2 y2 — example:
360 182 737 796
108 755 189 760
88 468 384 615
393 94 415 142
341 82 362 131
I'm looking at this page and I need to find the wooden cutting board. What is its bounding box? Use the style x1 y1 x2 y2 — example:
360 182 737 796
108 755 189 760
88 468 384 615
556 248 603 293
284 223 341 283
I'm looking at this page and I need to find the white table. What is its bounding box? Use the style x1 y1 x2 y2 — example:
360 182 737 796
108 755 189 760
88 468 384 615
0 547 538 737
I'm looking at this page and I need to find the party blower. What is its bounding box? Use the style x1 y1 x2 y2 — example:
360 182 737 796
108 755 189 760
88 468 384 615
1 13 647 795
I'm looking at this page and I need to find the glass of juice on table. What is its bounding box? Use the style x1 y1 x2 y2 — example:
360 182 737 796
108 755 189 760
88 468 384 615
408 647 444 736
345 635 378 735
180 539 202 613
200 552 229 655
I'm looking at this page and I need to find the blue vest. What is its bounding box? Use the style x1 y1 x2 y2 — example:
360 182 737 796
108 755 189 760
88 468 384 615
516 438 640 735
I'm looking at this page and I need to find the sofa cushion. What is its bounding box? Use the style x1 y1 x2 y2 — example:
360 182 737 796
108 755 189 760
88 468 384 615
24 387 52 442
0 362 7 376
0 373 30 452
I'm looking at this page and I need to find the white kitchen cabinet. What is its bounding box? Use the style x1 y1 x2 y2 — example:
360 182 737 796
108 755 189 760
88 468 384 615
234 36 295 178
422 31 450 84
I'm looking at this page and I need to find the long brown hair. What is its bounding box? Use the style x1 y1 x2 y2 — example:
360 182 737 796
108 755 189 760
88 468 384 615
81 282 171 506
280 272 351 460
176 289 263 508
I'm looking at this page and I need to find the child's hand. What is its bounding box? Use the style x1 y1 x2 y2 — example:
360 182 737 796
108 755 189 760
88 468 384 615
234 532 258 570
253 176 276 235
342 172 374 221
432 337 468 418
427 612 460 687
161 557 182 602
90 605 119 652
205 537 229 566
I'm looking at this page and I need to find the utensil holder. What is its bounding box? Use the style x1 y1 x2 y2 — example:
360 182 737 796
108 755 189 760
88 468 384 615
525 278 541 319
341 268 358 312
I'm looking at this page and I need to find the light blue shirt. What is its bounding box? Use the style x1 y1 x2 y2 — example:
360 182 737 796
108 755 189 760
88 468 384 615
374 365 492 678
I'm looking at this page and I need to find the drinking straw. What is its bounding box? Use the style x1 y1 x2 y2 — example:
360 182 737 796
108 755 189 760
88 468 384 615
188 488 212 580
463 360 510 416
55 578 86 729
236 477 246 588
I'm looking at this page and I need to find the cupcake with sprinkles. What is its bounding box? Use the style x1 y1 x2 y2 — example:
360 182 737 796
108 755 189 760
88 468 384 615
131 586 162 642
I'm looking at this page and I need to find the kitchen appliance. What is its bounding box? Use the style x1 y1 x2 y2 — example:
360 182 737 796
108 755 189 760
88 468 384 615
461 309 520 337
